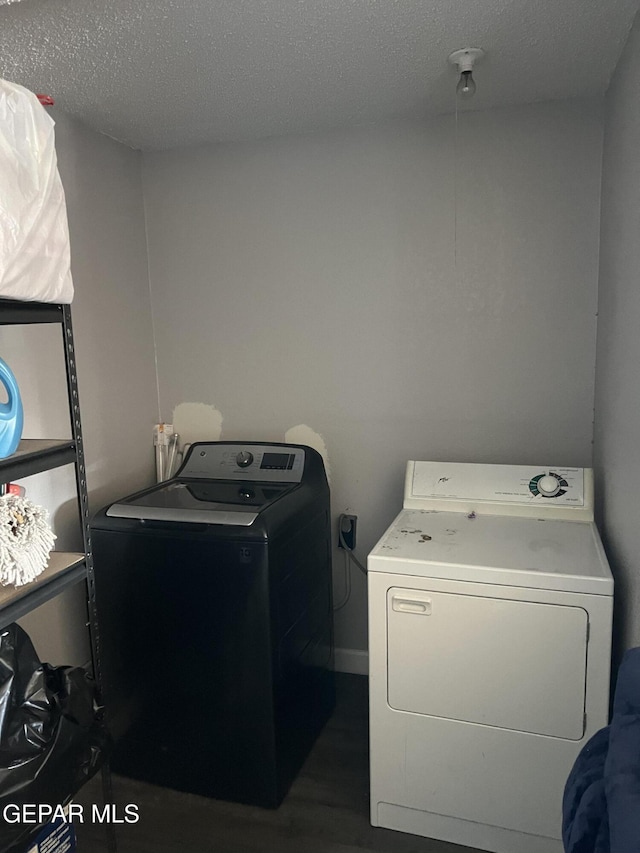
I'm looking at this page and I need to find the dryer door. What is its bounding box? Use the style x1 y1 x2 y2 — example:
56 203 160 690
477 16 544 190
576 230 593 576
387 587 588 739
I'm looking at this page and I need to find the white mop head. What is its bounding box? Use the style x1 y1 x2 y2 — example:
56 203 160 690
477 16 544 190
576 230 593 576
0 494 56 587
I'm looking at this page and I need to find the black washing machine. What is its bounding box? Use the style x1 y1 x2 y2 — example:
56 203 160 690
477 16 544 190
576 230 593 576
91 441 334 808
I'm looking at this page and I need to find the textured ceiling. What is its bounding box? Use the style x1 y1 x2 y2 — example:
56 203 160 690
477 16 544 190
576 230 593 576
0 0 638 151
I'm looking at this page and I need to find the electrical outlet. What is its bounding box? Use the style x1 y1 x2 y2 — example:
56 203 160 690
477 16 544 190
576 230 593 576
338 514 357 550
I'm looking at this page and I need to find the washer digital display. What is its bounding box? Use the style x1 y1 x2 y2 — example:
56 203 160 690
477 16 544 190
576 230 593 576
260 452 294 470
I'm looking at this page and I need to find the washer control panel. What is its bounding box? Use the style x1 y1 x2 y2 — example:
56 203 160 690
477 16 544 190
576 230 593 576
180 443 306 482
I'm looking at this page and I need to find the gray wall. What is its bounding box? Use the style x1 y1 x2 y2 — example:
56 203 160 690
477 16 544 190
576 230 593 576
1 111 158 664
52 111 159 513
594 15 640 659
143 99 604 654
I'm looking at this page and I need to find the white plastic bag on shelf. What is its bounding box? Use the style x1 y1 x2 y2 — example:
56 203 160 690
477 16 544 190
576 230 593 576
0 79 74 303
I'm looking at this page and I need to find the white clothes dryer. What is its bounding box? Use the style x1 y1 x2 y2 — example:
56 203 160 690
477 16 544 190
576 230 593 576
368 462 613 853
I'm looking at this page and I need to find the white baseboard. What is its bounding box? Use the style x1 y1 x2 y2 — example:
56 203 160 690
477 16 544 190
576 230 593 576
334 647 369 675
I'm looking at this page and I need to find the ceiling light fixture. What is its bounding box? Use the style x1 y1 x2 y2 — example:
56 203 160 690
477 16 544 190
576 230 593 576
448 48 485 98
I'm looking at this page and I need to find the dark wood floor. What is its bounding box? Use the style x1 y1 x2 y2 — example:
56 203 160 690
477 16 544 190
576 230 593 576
75 674 475 853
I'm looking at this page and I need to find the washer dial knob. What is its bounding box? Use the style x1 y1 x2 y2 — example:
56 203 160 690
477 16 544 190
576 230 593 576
236 451 254 468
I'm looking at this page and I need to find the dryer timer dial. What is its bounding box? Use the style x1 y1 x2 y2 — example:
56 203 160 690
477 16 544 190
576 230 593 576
538 475 560 496
529 471 568 498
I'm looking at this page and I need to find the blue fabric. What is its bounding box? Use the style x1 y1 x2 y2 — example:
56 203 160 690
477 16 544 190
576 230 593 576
563 647 640 853
563 727 609 853
606 648 640 853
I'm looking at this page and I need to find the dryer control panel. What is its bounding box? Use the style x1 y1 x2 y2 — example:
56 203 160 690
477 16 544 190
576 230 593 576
179 443 306 483
404 461 593 521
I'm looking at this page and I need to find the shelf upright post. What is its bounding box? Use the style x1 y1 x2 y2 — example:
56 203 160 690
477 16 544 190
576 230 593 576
60 308 100 679
60 305 117 853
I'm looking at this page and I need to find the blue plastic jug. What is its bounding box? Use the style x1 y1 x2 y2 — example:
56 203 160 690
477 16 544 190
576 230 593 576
0 358 23 458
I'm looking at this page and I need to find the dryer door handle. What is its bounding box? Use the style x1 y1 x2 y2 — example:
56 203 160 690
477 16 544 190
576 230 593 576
391 594 432 615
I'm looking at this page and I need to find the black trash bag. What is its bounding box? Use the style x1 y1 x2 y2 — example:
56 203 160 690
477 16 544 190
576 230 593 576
0 623 110 853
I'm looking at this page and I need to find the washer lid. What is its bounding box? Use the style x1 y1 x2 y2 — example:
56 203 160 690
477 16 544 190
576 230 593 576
106 479 295 526
368 509 613 595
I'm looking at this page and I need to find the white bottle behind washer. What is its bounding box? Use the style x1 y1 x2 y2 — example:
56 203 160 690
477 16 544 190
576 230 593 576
368 462 613 853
